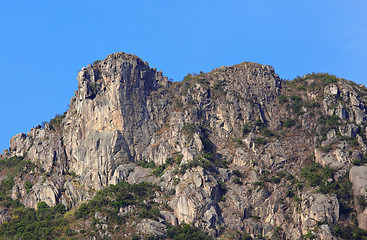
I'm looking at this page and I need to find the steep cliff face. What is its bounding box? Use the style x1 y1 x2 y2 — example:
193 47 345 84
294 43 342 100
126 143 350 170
2 52 367 239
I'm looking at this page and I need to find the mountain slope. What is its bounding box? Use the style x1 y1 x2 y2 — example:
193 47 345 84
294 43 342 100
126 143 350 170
1 52 367 239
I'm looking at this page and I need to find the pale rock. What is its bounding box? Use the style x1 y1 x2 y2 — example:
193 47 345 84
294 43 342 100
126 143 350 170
335 106 349 120
160 210 178 226
318 224 337 240
300 192 339 232
118 205 136 217
9 133 31 157
170 167 221 229
357 208 367 230
95 212 107 223
127 167 152 184
0 209 12 224
136 219 167 237
109 163 135 185
314 148 343 169
349 166 367 197
324 84 339 96
357 134 367 152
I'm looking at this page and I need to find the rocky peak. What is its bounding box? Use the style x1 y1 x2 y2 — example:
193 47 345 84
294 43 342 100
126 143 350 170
76 52 169 100
3 53 367 239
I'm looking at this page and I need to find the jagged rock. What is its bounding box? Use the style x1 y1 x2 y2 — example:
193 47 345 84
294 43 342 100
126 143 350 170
318 224 337 240
127 167 153 184
9 133 31 157
118 205 137 217
314 148 343 169
136 219 167 237
109 163 135 185
170 166 221 229
324 84 339 96
339 123 359 138
300 192 339 233
160 210 178 226
94 212 107 223
0 209 12 224
23 177 62 208
357 134 367 151
350 166 367 231
4 52 367 239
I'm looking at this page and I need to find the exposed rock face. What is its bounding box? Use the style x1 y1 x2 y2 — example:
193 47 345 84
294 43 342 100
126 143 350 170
4 52 367 238
170 166 221 228
63 53 170 191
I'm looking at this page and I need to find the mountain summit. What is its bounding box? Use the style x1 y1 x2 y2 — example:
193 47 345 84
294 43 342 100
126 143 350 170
1 52 367 239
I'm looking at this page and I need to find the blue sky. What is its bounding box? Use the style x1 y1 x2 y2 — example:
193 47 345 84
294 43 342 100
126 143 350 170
0 0 366 151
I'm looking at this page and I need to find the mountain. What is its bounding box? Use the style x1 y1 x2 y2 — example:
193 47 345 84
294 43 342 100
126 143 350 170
1 52 367 239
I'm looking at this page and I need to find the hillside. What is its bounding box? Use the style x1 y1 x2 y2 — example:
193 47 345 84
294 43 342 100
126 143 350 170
1 52 367 239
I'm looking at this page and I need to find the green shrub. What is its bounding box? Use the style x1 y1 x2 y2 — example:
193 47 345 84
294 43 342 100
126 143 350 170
333 223 367 239
183 73 193 82
254 137 267 145
93 60 101 65
232 170 243 178
253 181 265 188
242 123 252 134
285 189 294 198
75 203 89 219
262 128 275 137
182 122 196 136
213 80 225 93
271 176 281 183
233 177 243 185
273 226 283 240
300 231 316 239
138 159 156 168
166 223 213 240
138 207 161 220
0 201 69 239
283 119 296 128
49 112 67 131
254 119 264 127
24 181 33 193
278 95 288 103
152 164 166 177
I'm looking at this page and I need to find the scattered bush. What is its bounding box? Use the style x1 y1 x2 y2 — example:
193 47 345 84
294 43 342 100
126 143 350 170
278 95 288 103
242 123 252 134
183 73 193 82
93 60 101 65
166 223 213 240
254 137 267 145
333 223 367 239
138 159 156 168
182 122 196 136
233 177 243 185
232 170 243 178
49 112 67 131
138 207 161 221
358 196 367 211
283 119 296 128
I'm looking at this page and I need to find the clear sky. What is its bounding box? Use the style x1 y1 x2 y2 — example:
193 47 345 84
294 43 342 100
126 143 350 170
0 0 366 151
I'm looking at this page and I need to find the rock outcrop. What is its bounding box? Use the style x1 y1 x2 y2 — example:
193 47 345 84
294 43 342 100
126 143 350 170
3 52 367 239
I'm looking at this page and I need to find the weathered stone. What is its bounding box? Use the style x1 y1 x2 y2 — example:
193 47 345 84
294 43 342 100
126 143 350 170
0 209 12 224
5 52 367 239
350 166 367 197
314 148 343 169
160 210 178 226
339 123 359 138
136 219 167 237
